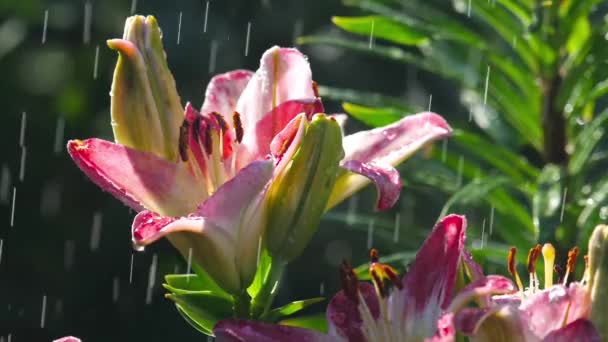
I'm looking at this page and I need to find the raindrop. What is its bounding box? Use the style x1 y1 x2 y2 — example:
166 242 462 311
19 111 26 147
186 247 193 281
468 104 473 122
54 298 63 318
489 206 495 236
366 219 375 250
146 253 158 305
18 147 26 182
456 156 464 188
244 22 251 56
256 235 262 267
129 253 134 284
599 206 608 220
83 1 92 44
575 117 586 126
40 294 47 328
427 94 432 111
0 165 10 204
441 139 447 162
209 40 218 73
292 19 303 45
42 10 49 44
482 65 490 117
0 239 3 265
368 19 375 49
40 181 62 218
319 282 325 296
564 103 573 114
64 240 75 271
346 196 358 225
393 213 401 243
10 187 16 227
93 45 100 79
112 276 120 302
203 1 209 33
130 0 137 15
560 187 568 223
467 0 472 17
54 117 65 154
480 218 486 249
89 211 103 251
177 11 183 45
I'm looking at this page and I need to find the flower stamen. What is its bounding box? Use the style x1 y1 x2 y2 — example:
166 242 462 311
339 260 359 303
526 244 541 292
508 247 525 292
563 246 579 285
542 243 555 289
369 249 402 298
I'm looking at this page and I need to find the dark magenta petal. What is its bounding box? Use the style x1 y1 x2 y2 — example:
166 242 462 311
214 320 332 342
542 319 601 342
326 282 379 342
341 160 401 211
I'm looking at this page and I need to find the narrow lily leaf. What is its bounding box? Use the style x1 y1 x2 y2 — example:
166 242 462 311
319 86 416 112
279 314 329 333
175 305 213 335
262 297 325 322
439 176 512 218
577 179 608 241
342 102 403 127
569 109 608 175
164 265 230 298
532 165 565 243
247 249 272 298
167 292 234 335
332 15 429 46
565 15 591 56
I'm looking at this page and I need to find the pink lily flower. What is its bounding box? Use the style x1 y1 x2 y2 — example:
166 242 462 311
214 215 473 341
448 241 601 341
52 337 81 342
67 16 451 295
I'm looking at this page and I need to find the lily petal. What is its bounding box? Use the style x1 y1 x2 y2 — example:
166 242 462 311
131 160 273 294
326 283 379 342
425 313 456 342
454 306 504 335
327 112 451 210
455 305 529 342
201 70 253 117
214 320 334 342
53 337 81 342
241 98 324 163
448 275 516 312
542 319 601 342
404 214 466 312
341 160 401 211
236 46 315 132
67 138 205 216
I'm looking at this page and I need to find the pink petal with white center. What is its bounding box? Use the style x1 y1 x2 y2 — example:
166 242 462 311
327 112 451 210
425 313 456 342
340 160 401 211
214 320 335 342
448 275 517 312
403 214 466 313
240 98 323 164
131 160 273 294
236 46 315 132
520 283 591 339
53 337 81 342
201 70 253 117
67 138 205 217
326 283 379 342
270 113 307 173
542 319 601 342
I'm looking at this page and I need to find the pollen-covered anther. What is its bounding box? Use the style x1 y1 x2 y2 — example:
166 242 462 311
368 249 402 298
563 246 579 284
339 260 359 304
211 112 228 133
233 111 244 143
178 120 190 162
312 80 319 97
508 247 525 292
203 121 214 155
526 244 541 291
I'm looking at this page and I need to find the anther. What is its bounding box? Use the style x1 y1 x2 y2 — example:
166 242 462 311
554 264 564 284
178 120 190 162
312 81 319 97
542 243 555 289
203 123 213 155
210 112 228 133
564 246 579 285
508 247 524 291
339 260 359 303
233 111 244 144
368 249 402 297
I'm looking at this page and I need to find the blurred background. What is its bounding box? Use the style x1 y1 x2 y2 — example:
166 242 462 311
2 0 607 340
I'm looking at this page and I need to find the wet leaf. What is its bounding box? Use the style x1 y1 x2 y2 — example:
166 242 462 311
333 15 429 46
262 297 325 322
532 165 565 242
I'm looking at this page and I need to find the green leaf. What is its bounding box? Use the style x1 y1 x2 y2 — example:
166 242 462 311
566 15 591 55
248 249 272 298
279 314 329 333
569 109 608 175
577 178 608 233
342 102 403 127
532 165 565 242
167 292 234 336
440 176 512 218
332 15 429 46
317 85 416 111
262 297 325 322
164 264 230 298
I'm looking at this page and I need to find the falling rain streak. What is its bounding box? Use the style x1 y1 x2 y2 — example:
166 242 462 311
83 1 92 44
482 65 490 117
42 10 48 44
93 45 100 79
203 1 210 33
489 206 495 236
64 240 75 271
256 236 262 267
177 12 183 44
18 147 26 182
366 219 375 250
480 219 486 249
467 0 472 17
293 20 303 45
90 211 103 251
40 295 47 328
244 22 252 56
0 239 3 265
441 139 447 162
186 247 193 280
146 254 158 304
456 156 464 188
393 213 401 243
10 187 16 227
129 253 134 284
0 165 9 203
130 0 137 15
19 112 26 147
319 282 325 296
560 187 568 222
209 40 218 73
54 117 65 154
369 19 375 49
112 277 120 302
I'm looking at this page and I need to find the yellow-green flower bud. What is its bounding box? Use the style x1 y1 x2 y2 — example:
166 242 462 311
588 224 608 339
265 114 344 262
107 15 183 161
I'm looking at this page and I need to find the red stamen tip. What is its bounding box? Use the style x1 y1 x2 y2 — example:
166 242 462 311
233 111 244 143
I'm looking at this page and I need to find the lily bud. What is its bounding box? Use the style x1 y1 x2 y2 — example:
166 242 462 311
265 113 344 262
587 224 608 339
107 15 183 161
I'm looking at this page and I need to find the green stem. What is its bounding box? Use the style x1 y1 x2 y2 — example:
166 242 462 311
251 258 286 318
233 291 252 318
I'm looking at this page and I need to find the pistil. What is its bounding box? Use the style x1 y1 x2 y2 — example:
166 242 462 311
541 243 555 288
